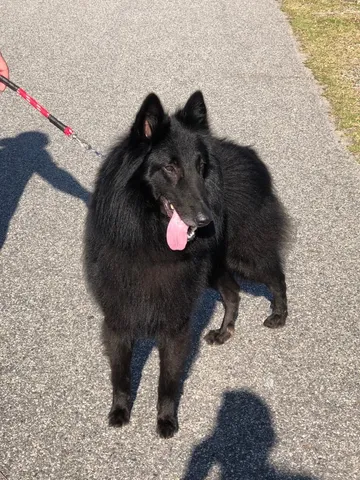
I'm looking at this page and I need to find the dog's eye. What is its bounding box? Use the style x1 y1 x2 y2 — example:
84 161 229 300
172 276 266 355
163 164 176 174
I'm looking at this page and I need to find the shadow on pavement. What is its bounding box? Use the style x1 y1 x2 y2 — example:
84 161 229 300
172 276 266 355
129 282 272 412
240 279 273 302
182 390 317 480
0 131 90 249
130 288 219 406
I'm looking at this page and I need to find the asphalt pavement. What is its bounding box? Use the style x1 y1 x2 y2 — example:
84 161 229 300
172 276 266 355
1 1 359 479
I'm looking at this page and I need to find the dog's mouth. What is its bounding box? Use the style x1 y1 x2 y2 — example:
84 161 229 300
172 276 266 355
160 196 197 250
161 196 175 218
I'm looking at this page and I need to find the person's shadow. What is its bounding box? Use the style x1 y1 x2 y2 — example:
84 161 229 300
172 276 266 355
183 390 317 480
0 131 90 249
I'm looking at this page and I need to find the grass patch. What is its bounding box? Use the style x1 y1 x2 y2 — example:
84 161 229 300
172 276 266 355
282 0 360 156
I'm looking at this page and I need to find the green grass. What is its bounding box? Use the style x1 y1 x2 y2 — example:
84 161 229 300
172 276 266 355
282 0 360 157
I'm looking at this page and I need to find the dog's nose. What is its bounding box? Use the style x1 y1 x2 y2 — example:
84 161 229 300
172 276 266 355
196 212 212 227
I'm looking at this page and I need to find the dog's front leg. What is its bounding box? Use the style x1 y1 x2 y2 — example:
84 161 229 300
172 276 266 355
157 325 190 438
104 323 133 428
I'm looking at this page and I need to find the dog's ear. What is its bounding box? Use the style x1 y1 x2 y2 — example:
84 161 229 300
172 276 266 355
132 93 167 142
175 91 208 131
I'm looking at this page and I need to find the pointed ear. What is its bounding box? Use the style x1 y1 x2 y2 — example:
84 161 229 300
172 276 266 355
132 93 167 142
175 91 208 131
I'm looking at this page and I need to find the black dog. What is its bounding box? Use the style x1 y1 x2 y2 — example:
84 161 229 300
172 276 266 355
84 91 288 438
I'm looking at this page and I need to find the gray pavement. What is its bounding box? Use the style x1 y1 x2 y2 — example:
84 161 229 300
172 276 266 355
1 1 359 479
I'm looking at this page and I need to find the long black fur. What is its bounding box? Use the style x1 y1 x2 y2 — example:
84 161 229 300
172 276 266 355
84 91 289 438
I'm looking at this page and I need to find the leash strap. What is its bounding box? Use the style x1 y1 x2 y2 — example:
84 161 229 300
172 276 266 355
0 75 104 159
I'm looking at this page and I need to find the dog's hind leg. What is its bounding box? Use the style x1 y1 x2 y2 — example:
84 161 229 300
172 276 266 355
103 322 133 428
262 267 288 328
204 270 240 345
244 256 288 328
157 326 190 438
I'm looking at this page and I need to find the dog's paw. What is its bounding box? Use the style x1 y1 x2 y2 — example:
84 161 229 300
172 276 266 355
263 313 286 328
204 327 234 345
108 406 130 428
157 416 178 439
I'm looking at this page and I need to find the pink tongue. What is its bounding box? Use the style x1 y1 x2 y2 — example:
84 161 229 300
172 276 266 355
166 208 188 250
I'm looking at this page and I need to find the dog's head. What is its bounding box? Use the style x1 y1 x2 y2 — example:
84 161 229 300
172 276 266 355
130 91 215 250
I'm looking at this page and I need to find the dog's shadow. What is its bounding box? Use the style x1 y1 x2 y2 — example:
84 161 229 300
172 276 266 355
129 281 272 408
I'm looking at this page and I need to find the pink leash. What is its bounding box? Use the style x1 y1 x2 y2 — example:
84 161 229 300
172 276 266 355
0 75 104 159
